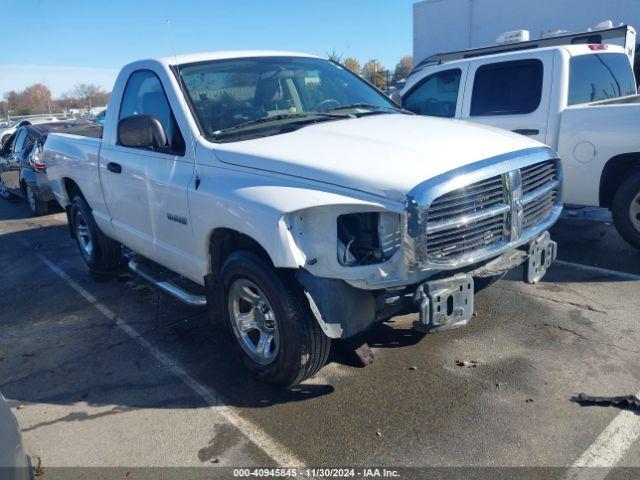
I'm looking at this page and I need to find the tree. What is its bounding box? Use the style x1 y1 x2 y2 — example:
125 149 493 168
1 84 52 115
343 57 361 74
327 48 343 64
22 84 52 115
361 60 386 89
67 83 109 112
394 55 414 81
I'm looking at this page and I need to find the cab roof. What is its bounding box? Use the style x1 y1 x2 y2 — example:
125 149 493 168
156 50 321 67
415 44 627 71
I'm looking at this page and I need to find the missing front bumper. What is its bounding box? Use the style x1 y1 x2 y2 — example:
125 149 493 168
524 231 557 284
413 274 475 333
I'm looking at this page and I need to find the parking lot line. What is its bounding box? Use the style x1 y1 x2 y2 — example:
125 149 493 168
564 392 640 480
33 251 306 469
554 260 640 281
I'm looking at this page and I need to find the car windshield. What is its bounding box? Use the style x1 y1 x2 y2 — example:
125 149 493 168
178 56 399 141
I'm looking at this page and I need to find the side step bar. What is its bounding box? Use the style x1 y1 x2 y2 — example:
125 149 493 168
128 257 207 307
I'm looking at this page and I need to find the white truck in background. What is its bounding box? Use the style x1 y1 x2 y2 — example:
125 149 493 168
413 0 639 72
401 42 640 249
43 51 562 387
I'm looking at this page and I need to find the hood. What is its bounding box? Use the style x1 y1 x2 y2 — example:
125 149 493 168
212 114 544 200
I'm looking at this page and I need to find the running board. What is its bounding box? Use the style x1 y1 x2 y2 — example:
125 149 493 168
128 257 207 307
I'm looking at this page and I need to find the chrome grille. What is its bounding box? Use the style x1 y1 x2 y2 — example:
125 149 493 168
426 174 507 260
427 175 505 222
424 159 561 263
521 160 560 231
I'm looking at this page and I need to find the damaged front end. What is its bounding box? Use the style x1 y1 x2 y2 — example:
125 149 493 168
289 147 563 340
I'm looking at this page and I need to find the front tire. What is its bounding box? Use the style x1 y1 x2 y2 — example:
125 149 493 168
26 184 48 216
612 172 640 250
70 196 122 272
220 251 330 387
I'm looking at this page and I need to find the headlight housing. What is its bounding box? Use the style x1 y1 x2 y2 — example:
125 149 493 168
337 212 401 266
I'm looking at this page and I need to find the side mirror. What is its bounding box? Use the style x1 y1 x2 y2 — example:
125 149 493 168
389 92 402 105
118 115 167 150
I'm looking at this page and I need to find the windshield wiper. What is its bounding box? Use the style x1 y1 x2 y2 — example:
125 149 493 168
324 103 411 115
213 112 349 137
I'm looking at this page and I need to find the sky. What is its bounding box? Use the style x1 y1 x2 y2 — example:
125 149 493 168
1 0 416 98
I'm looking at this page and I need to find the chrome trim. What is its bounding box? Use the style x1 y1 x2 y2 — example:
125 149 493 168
404 147 562 271
426 203 510 234
128 258 207 307
505 169 523 241
522 179 560 204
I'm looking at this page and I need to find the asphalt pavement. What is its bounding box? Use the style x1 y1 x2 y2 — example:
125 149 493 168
0 199 638 480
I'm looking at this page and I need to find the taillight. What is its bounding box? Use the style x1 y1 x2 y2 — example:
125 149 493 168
29 145 46 172
588 44 608 51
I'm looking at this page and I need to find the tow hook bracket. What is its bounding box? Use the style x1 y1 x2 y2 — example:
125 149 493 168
524 231 557 284
413 274 474 333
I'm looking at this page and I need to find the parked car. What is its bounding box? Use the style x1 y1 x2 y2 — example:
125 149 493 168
0 117 60 147
401 43 640 249
0 122 81 214
43 51 562 387
90 109 107 124
0 392 32 480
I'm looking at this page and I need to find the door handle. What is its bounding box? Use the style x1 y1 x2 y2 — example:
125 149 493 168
512 129 540 136
106 162 122 174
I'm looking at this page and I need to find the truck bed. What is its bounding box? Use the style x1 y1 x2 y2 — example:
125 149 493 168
43 132 103 208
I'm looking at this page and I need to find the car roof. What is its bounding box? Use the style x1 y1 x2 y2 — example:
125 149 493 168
417 44 627 70
154 50 321 67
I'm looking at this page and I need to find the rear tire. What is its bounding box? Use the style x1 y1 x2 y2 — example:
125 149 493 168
26 184 48 216
219 251 330 387
70 196 122 272
611 172 640 250
0 177 18 200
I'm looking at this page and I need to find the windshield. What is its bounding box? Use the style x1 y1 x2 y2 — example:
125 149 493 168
178 56 398 141
568 53 637 105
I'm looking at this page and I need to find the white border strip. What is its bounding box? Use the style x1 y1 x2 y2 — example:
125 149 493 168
564 391 640 479
554 260 640 281
35 252 305 468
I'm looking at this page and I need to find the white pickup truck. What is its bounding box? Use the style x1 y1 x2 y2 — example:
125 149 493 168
402 43 640 249
44 51 562 386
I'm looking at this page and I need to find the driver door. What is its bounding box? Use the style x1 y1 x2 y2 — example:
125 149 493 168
1 129 27 190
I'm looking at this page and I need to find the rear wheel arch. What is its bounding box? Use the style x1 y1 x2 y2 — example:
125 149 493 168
63 177 87 206
599 153 640 208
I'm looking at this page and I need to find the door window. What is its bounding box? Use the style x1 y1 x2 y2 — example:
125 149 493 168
119 70 185 154
402 69 461 117
12 129 27 154
470 59 543 116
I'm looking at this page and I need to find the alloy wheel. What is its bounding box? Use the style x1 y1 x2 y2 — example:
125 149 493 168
630 191 640 232
74 211 94 262
227 278 280 365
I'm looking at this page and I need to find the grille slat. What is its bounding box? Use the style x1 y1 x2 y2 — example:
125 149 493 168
424 159 560 263
429 186 504 213
430 179 504 206
427 215 505 244
428 191 506 221
428 223 504 250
